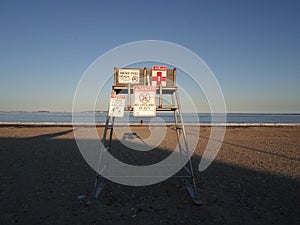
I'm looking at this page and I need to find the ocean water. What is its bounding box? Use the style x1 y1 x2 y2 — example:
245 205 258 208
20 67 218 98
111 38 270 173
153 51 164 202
0 112 300 126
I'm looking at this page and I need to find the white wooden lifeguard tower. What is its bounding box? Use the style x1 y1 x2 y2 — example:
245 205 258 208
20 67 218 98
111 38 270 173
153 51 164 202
86 66 202 205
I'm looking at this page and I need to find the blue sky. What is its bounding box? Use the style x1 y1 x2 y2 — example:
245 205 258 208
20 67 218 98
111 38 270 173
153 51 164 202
0 0 299 112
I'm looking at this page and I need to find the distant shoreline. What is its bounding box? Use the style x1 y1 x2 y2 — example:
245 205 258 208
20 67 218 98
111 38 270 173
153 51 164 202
1 122 300 127
1 112 300 125
0 111 300 115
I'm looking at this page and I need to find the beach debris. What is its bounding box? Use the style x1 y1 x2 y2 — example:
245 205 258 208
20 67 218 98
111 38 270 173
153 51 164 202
77 195 87 200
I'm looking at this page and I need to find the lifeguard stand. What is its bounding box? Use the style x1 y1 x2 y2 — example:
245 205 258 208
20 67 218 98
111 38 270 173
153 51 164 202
86 67 202 205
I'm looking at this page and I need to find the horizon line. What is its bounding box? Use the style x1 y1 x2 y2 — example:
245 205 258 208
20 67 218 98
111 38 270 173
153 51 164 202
0 110 300 115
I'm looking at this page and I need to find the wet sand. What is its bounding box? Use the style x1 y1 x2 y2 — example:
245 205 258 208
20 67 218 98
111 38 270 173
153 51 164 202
0 126 299 225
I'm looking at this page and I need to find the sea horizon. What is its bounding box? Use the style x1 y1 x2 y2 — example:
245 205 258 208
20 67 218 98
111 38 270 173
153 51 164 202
1 111 300 126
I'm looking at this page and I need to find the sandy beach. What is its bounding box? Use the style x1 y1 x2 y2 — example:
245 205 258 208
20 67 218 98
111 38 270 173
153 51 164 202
0 126 299 225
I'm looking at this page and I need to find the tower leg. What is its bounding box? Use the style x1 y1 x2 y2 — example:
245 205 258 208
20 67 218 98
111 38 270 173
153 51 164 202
86 103 113 205
86 175 106 206
175 90 202 206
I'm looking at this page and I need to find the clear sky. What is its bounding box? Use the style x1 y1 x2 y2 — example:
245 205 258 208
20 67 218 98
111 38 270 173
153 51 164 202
0 0 299 113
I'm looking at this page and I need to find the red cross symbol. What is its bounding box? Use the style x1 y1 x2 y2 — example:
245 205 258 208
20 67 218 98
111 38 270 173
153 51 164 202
152 72 166 86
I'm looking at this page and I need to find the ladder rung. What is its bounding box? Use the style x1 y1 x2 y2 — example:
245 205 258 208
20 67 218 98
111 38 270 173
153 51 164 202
156 107 178 111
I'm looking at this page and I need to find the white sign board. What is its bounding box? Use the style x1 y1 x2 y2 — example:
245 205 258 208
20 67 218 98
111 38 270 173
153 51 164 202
108 95 126 117
152 65 167 86
118 69 140 84
133 86 156 117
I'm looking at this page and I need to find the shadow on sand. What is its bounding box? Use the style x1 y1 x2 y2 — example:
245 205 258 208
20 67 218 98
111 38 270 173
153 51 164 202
0 129 299 225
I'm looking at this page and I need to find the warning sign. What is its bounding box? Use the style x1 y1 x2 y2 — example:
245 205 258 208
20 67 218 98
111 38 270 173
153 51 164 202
108 95 126 117
152 65 167 87
133 86 156 117
118 69 140 84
